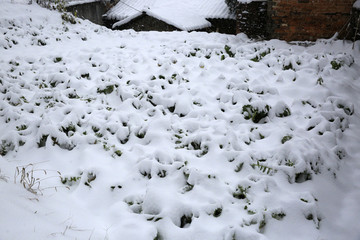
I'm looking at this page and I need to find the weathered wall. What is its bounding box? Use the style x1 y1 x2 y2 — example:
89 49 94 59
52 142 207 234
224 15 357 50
66 1 107 25
112 14 179 32
236 1 268 39
207 19 237 34
268 0 355 41
346 7 360 41
108 15 234 33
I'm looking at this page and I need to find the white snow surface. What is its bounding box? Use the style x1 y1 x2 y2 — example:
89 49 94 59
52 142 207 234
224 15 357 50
105 0 234 31
1 1 360 240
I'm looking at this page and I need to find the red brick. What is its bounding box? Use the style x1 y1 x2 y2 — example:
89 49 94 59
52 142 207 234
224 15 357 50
269 0 354 40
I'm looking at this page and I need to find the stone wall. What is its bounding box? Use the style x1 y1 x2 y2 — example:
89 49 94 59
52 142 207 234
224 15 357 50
207 19 237 34
66 1 107 25
345 7 360 41
236 1 268 39
112 14 179 32
108 14 235 33
268 0 355 41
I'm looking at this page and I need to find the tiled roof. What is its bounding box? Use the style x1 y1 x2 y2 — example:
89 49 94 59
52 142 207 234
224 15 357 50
197 0 236 19
65 0 100 7
105 0 234 31
106 0 153 21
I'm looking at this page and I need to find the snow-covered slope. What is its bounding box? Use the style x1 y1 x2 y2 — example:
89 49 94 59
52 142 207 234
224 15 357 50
1 1 360 240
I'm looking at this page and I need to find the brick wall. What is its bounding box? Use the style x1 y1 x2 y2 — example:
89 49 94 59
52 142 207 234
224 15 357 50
269 0 355 41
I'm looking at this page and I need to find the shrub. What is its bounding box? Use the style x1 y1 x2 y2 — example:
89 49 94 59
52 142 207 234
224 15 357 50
283 62 294 70
272 212 286 220
224 45 235 58
61 176 81 186
97 85 115 94
281 135 292 144
213 207 223 217
276 107 291 118
233 185 249 199
242 104 270 123
331 60 342 70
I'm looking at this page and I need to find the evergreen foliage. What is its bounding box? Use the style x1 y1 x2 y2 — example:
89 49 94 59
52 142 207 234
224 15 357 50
225 0 238 14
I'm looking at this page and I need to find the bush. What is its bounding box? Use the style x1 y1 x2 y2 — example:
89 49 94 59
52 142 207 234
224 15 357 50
331 60 342 70
276 107 291 118
1 140 15 156
224 45 235 58
97 85 115 94
37 0 77 24
281 135 292 144
242 104 270 123
61 12 76 24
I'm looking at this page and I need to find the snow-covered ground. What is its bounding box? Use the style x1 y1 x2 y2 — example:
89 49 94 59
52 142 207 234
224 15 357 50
1 1 360 240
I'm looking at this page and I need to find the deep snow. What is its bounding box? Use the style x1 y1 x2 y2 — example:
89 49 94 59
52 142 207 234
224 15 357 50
0 1 360 240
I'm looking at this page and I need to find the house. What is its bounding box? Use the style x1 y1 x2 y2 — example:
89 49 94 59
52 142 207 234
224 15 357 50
66 0 108 25
236 0 358 41
103 0 236 34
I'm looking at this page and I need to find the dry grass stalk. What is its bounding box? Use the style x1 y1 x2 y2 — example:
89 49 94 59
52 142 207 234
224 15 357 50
14 164 65 195
0 169 9 182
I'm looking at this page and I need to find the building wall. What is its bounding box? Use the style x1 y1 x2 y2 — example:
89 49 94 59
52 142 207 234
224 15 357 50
268 0 355 41
207 19 237 34
345 7 360 41
112 14 180 31
236 1 268 39
106 14 235 34
66 1 107 25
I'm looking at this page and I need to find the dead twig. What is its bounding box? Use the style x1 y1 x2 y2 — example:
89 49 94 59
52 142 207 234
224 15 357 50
14 164 66 195
14 164 43 195
0 169 9 182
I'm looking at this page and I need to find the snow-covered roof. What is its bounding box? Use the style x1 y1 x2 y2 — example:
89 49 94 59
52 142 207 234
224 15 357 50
196 0 236 19
105 0 235 31
354 0 360 9
145 8 212 31
65 0 100 7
